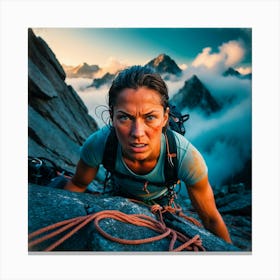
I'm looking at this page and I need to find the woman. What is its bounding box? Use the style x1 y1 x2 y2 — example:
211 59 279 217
65 65 232 243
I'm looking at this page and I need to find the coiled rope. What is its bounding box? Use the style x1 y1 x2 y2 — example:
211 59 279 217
28 203 205 252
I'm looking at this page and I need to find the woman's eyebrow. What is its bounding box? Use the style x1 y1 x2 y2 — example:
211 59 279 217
116 110 134 118
143 110 161 116
116 110 161 117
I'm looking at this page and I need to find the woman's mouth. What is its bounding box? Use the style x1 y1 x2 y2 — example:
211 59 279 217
130 143 147 152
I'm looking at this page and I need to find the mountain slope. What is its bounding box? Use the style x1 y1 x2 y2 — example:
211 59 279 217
170 75 221 114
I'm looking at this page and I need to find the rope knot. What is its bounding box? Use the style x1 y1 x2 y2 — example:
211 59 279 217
151 204 163 214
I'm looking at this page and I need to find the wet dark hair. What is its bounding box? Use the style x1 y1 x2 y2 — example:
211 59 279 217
108 65 169 116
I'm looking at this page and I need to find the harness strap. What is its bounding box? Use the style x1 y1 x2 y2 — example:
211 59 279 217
164 129 178 185
102 127 118 174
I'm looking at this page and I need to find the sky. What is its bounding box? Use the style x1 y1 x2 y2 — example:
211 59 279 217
32 28 252 73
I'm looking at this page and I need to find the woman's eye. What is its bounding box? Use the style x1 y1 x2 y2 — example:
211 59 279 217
146 115 156 121
118 115 129 121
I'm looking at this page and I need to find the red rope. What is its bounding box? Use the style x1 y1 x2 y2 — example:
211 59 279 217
28 207 205 252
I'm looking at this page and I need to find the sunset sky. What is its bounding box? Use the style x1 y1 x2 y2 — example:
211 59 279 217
32 28 252 74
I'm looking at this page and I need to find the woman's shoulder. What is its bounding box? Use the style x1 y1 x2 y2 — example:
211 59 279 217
85 125 112 143
80 125 112 167
171 130 208 185
172 130 190 151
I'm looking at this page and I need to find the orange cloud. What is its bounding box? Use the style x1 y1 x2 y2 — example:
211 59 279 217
192 40 245 70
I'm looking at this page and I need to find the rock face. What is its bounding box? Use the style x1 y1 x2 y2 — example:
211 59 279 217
28 28 98 171
212 183 252 250
145 53 182 75
170 75 221 114
28 184 240 252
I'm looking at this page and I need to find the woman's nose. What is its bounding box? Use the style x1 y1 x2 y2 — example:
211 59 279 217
131 119 145 138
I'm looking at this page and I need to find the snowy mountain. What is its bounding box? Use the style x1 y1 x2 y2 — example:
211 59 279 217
170 75 221 115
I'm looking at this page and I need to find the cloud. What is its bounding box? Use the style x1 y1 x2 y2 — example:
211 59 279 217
192 40 246 72
236 66 252 75
94 57 128 78
179 63 188 70
192 47 222 69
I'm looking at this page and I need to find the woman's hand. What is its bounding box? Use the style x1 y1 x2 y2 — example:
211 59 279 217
187 175 232 243
64 159 98 192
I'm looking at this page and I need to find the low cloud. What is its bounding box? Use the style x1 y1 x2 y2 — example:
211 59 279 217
178 66 252 187
236 66 252 75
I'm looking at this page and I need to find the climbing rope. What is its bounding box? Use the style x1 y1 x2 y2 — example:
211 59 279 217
28 204 205 252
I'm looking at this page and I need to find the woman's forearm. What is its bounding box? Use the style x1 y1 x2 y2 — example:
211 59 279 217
64 179 87 192
203 213 232 244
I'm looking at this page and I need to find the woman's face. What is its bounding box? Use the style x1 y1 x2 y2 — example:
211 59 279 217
112 87 169 163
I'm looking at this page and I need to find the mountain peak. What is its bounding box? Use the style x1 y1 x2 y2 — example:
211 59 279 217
145 53 182 75
154 53 169 64
189 74 200 82
170 75 221 114
223 67 241 77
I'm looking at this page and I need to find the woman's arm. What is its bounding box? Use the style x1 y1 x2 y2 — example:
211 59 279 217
187 175 232 243
64 159 99 192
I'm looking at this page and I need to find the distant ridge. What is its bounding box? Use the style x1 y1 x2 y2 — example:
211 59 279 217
223 67 252 80
88 72 115 89
63 62 100 78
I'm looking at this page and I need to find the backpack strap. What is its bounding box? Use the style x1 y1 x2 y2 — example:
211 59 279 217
102 127 179 187
102 127 118 173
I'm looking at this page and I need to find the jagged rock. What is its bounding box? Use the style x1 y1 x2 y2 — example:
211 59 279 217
28 185 239 252
228 183 246 194
28 28 98 171
218 192 251 216
223 214 251 251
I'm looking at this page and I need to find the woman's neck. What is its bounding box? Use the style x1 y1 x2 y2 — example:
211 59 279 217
122 156 158 175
